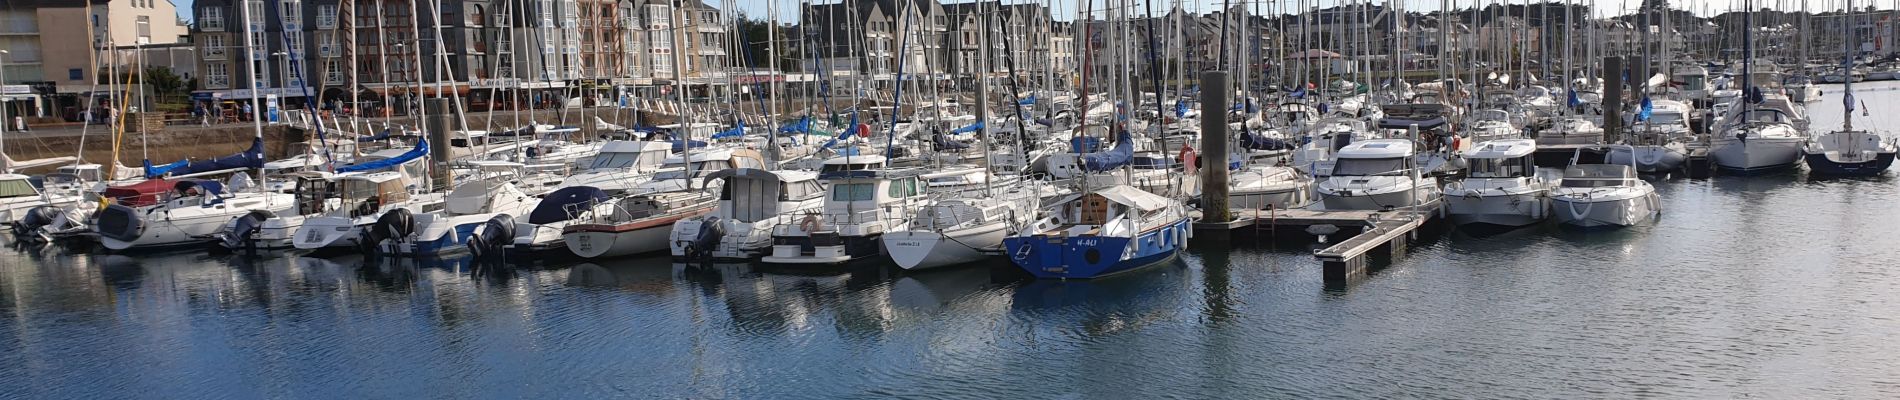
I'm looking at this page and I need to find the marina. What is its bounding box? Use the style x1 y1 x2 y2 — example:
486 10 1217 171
6 0 1900 396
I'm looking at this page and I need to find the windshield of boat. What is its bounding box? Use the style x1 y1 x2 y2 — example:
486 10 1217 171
662 160 732 175
1469 157 1532 178
0 178 36 198
1332 157 1408 176
831 183 876 202
588 150 665 170
1643 112 1684 126
1561 178 1627 188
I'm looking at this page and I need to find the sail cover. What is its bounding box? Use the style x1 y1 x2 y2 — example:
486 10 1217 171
1080 132 1134 172
527 186 610 225
336 138 428 173
357 128 394 142
1241 131 1295 150
142 138 266 178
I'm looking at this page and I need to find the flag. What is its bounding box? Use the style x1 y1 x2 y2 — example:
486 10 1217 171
1173 100 1188 118
1567 90 1582 107
1846 92 1856 112
1636 96 1653 122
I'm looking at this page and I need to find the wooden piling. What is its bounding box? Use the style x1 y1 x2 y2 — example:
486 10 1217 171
1602 56 1625 143
425 98 453 191
1199 71 1232 223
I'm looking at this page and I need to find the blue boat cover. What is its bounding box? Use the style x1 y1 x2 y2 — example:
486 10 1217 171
711 122 746 139
1081 132 1134 172
779 117 812 133
336 138 429 173
950 121 984 134
174 180 223 196
1018 95 1037 105
932 133 970 151
143 138 266 178
820 113 860 149
1070 136 1103 153
357 128 394 142
527 186 610 224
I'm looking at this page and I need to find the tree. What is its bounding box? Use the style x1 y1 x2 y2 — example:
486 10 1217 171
143 66 188 97
736 13 801 72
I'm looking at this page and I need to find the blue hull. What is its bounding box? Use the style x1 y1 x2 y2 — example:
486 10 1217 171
1004 218 1190 279
1805 153 1896 176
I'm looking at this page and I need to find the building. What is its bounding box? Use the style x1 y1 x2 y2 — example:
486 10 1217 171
0 0 190 119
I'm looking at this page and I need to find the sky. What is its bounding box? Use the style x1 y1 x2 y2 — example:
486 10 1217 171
170 0 1880 24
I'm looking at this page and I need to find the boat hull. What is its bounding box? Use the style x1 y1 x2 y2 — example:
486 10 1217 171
1551 193 1660 228
1710 137 1804 172
565 209 709 259
1319 185 1439 211
1606 146 1689 174
1003 218 1189 279
883 221 1008 270
1803 152 1897 176
1229 184 1313 210
1444 192 1549 227
292 216 364 250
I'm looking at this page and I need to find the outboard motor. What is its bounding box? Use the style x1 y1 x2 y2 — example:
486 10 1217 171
223 210 276 251
684 216 723 260
12 205 62 239
364 208 415 254
468 214 516 259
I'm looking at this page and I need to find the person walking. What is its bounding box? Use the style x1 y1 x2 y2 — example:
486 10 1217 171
241 102 253 122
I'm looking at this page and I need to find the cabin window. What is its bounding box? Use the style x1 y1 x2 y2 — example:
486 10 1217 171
886 178 917 198
0 179 36 198
832 183 875 202
1468 157 1531 178
1643 112 1683 126
1332 157 1407 176
1561 179 1625 188
783 180 822 200
588 151 648 169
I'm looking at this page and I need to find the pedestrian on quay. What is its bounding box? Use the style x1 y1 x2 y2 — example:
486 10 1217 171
193 102 208 126
241 102 253 122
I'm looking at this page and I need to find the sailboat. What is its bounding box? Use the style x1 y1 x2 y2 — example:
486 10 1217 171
1710 0 1808 173
1801 0 1897 176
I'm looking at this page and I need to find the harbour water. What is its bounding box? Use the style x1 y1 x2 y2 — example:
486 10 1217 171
5 84 1900 398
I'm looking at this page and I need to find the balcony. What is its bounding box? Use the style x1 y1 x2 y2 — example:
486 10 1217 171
202 18 225 32
205 48 228 60
206 76 231 89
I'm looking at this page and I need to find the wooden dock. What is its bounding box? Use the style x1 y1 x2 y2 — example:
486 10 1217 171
1192 205 1438 282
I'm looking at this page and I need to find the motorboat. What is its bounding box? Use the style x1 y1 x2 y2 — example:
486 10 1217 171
669 168 827 260
287 170 442 251
1226 163 1314 210
1 174 82 234
1464 109 1525 145
1551 146 1661 228
1608 99 1695 174
562 189 718 259
1536 117 1606 147
1316 139 1442 211
365 178 537 256
1002 185 1190 279
547 140 674 192
96 177 297 251
760 163 930 267
1443 139 1551 227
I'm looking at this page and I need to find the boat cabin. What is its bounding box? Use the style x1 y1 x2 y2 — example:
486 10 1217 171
1331 140 1417 177
328 172 411 217
1461 139 1538 179
705 169 824 223
818 167 927 217
584 140 673 172
655 123 721 141
1048 185 1171 235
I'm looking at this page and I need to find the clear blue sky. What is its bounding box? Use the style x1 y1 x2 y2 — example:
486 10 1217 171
171 0 1859 24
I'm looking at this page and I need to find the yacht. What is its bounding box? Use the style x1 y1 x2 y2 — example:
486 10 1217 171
882 174 1044 271
1711 108 1806 172
1227 163 1314 210
562 189 718 259
1 174 81 235
1316 139 1442 211
364 178 537 256
1443 139 1551 227
1551 146 1661 228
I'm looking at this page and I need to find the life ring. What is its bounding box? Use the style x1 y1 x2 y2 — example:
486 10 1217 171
798 214 822 233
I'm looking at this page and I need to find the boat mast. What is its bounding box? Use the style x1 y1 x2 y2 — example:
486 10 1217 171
1844 0 1856 132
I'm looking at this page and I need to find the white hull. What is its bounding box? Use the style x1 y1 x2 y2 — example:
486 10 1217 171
102 195 295 250
1319 184 1440 211
883 221 1008 270
1444 192 1549 227
1551 192 1660 228
1710 137 1804 172
565 223 674 258
292 216 366 250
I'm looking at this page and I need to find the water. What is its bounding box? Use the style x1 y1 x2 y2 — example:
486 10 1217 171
7 85 1900 398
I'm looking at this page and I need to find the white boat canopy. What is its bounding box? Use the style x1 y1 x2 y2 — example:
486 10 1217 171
1086 185 1173 212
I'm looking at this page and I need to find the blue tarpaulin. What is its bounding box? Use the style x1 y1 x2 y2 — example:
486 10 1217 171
711 122 745 139
1240 131 1294 150
336 138 428 173
949 121 984 134
672 140 709 152
1018 95 1037 105
528 186 610 225
1174 101 1189 118
143 138 266 178
779 117 811 133
1080 132 1134 173
1636 96 1653 121
357 128 394 142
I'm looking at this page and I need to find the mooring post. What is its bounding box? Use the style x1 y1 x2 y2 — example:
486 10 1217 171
1602 56 1625 144
425 98 453 191
1199 71 1232 223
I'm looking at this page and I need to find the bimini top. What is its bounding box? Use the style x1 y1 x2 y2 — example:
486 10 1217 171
1461 139 1537 159
1336 139 1415 159
701 168 820 188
